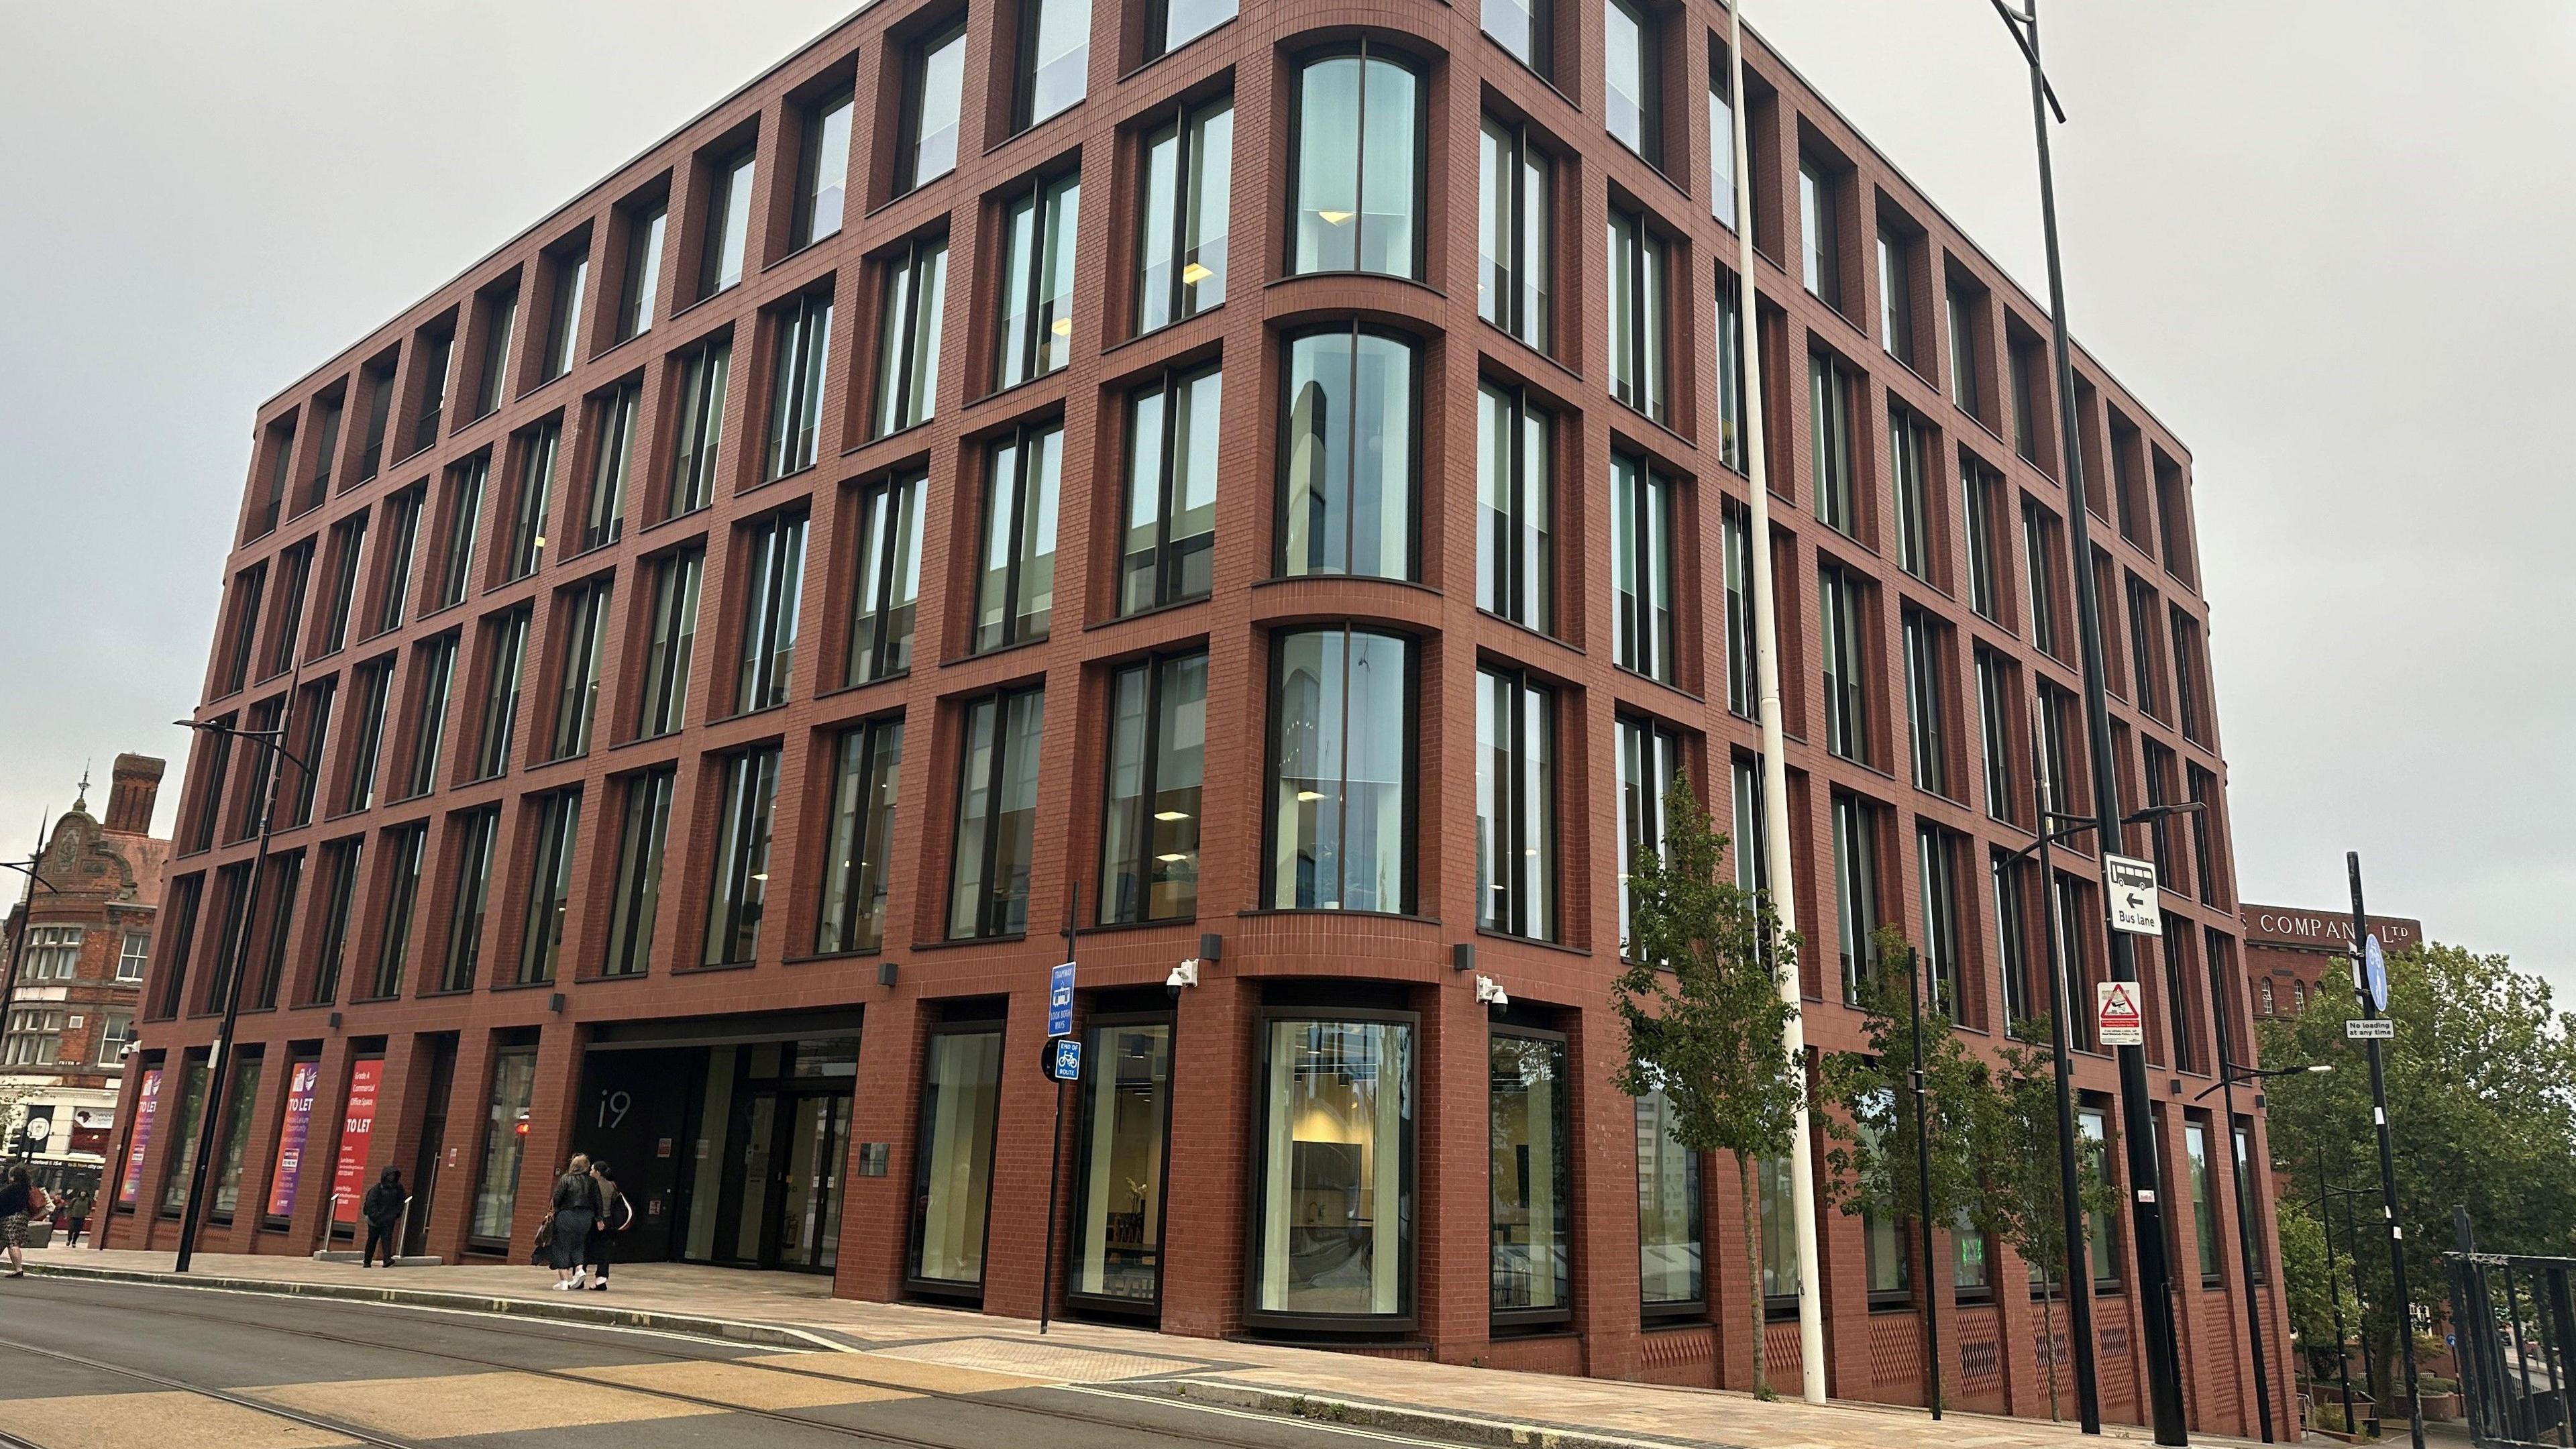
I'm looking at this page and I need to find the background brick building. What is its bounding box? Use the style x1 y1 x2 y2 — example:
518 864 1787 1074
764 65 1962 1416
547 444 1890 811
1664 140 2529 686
111 0 2284 1436
2239 902 2424 1024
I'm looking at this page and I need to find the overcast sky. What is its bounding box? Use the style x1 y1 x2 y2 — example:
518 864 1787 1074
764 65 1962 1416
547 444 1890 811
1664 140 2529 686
4 1 2570 1000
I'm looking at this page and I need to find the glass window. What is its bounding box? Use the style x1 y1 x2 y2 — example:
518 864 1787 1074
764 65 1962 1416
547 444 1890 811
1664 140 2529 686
733 512 807 712
1919 824 1962 1016
1014 0 1090 131
159 1059 213 1211
2011 339 2041 462
816 719 904 955
949 688 1046 939
874 238 947 438
603 767 674 977
2162 913 2198 1073
356 360 394 482
1864 1208 1911 1303
544 250 588 382
375 486 421 635
2186 1119 2220 1283
1279 325 1415 581
1290 46 1421 279
793 88 853 248
1607 208 1668 422
1254 1016 1413 1322
1946 280 1980 415
1137 97 1232 335
1615 715 1681 953
1819 563 1868 762
900 23 967 193
209 1054 266 1218
475 290 517 418
2231 1116 2265 1274
1758 1153 1801 1303
1474 668 1556 941
1484 0 1552 75
669 339 730 516
1963 455 2001 620
637 548 703 739
307 839 360 1005
439 806 500 992
550 579 611 761
996 172 1081 389
305 398 341 511
1799 157 1840 307
617 203 667 342
704 747 781 965
1831 792 1879 1002
1121 366 1221 614
2129 576 2162 718
1612 453 1676 684
1 1008 64 1066
97 1010 135 1067
973 423 1062 652
1904 610 1945 795
470 1047 537 1242
1603 0 1657 160
766 291 833 480
1100 652 1206 926
1809 352 1858 535
410 329 453 455
909 1026 1004 1288
583 380 640 551
472 606 531 780
503 421 559 582
320 515 367 655
119 929 152 982
1267 628 1413 914
1491 1031 1570 1319
2024 498 2061 656
2082 1106 2120 1287
1636 1089 1703 1310
1955 1208 1991 1295
405 635 456 800
1891 409 1931 578
1723 503 1753 714
1144 0 1232 60
517 791 580 985
368 823 425 1000
848 470 926 684
700 149 756 299
1716 267 1748 472
1878 225 1913 362
1708 65 1737 229
1071 1019 1173 1306
1477 118 1551 352
1476 382 1552 632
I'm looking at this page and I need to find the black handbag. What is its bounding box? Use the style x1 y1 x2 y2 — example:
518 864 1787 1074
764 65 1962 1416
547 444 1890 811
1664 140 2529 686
529 1212 557 1264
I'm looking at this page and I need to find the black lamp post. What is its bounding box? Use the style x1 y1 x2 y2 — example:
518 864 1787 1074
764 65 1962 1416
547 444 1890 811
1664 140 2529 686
2199 1057 2331 1442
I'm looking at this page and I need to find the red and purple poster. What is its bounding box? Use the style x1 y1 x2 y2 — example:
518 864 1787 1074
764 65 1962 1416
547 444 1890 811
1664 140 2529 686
117 1067 164 1208
329 1059 384 1226
266 1059 322 1220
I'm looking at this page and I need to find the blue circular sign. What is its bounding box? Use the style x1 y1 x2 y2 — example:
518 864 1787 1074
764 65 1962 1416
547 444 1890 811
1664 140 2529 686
2363 934 2390 1013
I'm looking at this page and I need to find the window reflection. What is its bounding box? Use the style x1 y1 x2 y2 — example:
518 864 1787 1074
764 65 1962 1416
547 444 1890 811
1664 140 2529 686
1255 1017 1413 1321
1291 47 1421 278
1071 1020 1172 1306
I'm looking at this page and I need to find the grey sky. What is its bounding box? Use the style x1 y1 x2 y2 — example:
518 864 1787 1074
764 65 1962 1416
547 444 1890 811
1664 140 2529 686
5 1 2570 1000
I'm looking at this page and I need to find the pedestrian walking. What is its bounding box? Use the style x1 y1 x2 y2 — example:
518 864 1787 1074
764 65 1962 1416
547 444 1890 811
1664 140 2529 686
0 1167 34 1278
584 1159 630 1292
547 1154 600 1290
360 1168 407 1268
60 1186 93 1246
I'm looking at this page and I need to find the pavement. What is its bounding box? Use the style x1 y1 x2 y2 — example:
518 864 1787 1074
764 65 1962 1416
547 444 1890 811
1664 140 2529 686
15 1245 2282 1449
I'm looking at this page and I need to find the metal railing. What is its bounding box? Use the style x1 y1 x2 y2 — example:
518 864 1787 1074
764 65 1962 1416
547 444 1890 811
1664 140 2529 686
2447 1249 2575 1448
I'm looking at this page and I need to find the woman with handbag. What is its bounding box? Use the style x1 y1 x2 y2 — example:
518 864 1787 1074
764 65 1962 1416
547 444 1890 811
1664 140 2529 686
546 1153 600 1289
583 1159 630 1291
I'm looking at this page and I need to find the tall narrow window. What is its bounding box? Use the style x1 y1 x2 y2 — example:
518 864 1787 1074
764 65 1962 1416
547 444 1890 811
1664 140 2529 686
1069 1016 1172 1309
1136 97 1232 335
1877 225 1914 362
1289 44 1422 279
405 633 458 799
1636 1087 1704 1312
766 291 832 479
2173 610 2208 743
285 679 333 827
1993 849 2033 1032
1723 504 1754 715
1819 563 1869 762
2144 741 2179 881
307 838 361 1006
996 173 1080 389
343 659 394 814
2161 913 2197 1074
1976 649 2013 822
1708 60 1737 226
1603 0 1658 161
816 718 904 955
704 746 781 965
187 720 234 851
1607 208 1668 422
1012 0 1090 131
475 290 518 417
305 396 342 510
669 339 729 516
2039 684 2075 814
154 876 205 1018
2128 575 2161 717
1831 792 1880 1002
1484 0 1552 75
700 148 756 299
1266 627 1413 913
472 606 531 780
411 329 454 455
873 239 945 438
2188 764 2220 906
583 381 640 551
2080 1106 2119 1285
602 767 673 977
1477 118 1551 352
503 421 559 582
320 515 367 655
470 1048 538 1244
949 688 1047 938
1612 453 1676 683
1904 609 1945 794
1716 267 1748 471
439 806 500 992
1475 668 1556 941
1099 651 1207 925
637 549 702 738
973 423 1061 652
1946 280 1980 416
1252 1014 1414 1323
792 88 853 248
733 512 807 712
433 457 485 610
1490 1030 1571 1321
908 1023 1004 1290
2186 1119 2220 1283
1615 715 1680 953
616 203 667 342
1279 324 1415 581
218 566 266 696
847 470 926 684
1891 409 1931 578
1799 158 1841 308
1919 824 1962 1016
368 823 425 1000
543 249 588 382
898 22 967 194
517 792 581 985
1962 456 2001 621
2023 498 2061 657
1143 0 1232 60
1809 351 1858 535
269 543 313 678
549 579 611 760
1120 366 1220 614
356 360 395 482
1476 382 1552 633
375 487 422 635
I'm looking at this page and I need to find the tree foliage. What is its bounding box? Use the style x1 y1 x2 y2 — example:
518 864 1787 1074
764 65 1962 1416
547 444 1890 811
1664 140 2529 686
1819 925 1986 1234
1966 1025 2118 1420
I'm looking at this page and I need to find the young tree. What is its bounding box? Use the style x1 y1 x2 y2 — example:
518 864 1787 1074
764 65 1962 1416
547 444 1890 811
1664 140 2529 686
1969 1028 2116 1421
1611 773 1805 1399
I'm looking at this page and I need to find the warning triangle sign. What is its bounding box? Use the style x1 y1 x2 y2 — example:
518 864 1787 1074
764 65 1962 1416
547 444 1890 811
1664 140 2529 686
2096 981 2145 1046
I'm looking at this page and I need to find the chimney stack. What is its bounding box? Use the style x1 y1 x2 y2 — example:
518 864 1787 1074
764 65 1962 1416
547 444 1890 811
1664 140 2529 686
104 753 165 835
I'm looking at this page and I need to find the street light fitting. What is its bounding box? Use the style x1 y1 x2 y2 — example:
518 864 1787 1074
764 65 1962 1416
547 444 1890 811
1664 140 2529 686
2194 1061 2331 1102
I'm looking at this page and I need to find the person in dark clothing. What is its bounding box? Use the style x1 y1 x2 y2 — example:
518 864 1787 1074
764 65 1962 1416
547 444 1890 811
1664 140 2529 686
548 1154 600 1289
583 1160 629 1291
0 1169 30 1278
59 1187 93 1246
360 1168 407 1268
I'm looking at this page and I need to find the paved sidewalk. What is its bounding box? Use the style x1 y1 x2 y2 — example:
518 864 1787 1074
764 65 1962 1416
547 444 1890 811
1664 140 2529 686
25 1246 2271 1449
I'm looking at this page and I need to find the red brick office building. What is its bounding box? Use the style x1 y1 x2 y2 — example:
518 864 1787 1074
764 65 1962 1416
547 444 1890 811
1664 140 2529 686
111 0 2286 1434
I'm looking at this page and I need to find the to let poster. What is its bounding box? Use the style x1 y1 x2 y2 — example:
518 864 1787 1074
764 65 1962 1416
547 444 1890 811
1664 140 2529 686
117 1067 164 1208
329 1059 384 1226
266 1059 322 1220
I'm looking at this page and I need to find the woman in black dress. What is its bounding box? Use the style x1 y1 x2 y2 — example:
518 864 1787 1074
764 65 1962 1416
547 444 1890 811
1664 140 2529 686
547 1152 600 1289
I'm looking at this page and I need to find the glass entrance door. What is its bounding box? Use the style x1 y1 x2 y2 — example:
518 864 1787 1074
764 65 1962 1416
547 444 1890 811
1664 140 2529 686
676 1038 856 1273
775 1093 850 1270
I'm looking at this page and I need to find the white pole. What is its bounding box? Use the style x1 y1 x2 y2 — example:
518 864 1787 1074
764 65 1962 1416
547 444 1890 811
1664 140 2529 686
1729 0 1828 1407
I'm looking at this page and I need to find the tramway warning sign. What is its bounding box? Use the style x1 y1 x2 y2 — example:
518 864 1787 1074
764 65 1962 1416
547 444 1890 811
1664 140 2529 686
2095 980 2146 1047
2104 853 2161 935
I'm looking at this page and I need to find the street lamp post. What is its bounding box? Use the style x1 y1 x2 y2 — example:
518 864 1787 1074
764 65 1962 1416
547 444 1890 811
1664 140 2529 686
169 704 304 1274
1984 2 2187 1441
2198 1057 2330 1443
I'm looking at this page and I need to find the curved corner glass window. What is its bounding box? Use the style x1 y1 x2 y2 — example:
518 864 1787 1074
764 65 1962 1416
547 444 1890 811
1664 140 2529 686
1489 1030 1570 1321
1289 44 1422 280
908 1025 1003 1293
1136 97 1232 335
1277 325 1415 582
1251 1015 1414 1325
1265 626 1413 914
1069 1017 1173 1311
